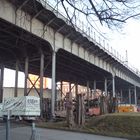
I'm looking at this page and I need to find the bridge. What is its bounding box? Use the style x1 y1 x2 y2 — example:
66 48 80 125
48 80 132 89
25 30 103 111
0 0 140 117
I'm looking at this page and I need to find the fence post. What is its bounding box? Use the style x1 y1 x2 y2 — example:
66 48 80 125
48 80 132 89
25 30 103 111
6 110 11 140
30 121 37 140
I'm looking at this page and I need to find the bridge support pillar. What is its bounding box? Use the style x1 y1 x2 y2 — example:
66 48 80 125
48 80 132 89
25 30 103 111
129 88 131 105
40 53 44 118
24 57 29 96
93 80 96 97
104 78 107 96
0 65 4 103
69 82 72 93
134 86 137 105
112 75 115 97
87 81 90 100
75 83 78 95
60 81 63 100
51 51 56 119
14 60 19 97
120 89 123 102
86 81 90 109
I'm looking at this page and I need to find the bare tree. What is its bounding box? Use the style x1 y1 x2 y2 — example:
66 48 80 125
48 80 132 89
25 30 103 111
55 0 140 29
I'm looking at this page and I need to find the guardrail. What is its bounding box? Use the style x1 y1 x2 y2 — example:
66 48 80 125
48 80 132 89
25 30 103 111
37 0 140 77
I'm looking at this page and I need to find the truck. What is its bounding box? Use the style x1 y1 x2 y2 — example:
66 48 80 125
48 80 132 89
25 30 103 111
1 96 40 120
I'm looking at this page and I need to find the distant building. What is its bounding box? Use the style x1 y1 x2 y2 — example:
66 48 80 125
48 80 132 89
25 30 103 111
3 87 61 101
27 74 49 89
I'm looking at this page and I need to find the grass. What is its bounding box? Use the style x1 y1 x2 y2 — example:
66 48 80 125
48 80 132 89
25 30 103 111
36 112 140 139
85 112 140 138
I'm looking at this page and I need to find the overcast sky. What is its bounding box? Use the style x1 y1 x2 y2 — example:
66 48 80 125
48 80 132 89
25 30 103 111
46 0 140 70
110 19 140 70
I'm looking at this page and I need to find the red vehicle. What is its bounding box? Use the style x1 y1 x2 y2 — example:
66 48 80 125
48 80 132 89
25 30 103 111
85 98 100 116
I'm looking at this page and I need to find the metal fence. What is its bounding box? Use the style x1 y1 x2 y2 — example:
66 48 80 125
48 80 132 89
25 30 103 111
0 118 40 140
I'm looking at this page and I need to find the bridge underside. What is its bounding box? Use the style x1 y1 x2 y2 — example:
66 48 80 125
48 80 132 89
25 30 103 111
0 17 137 94
0 17 107 89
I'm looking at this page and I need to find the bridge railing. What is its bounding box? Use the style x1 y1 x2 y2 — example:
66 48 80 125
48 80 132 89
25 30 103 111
37 0 140 77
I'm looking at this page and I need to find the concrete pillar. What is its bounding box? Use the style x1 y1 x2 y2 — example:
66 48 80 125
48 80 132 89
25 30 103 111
14 60 19 97
134 86 137 105
24 57 29 96
120 89 123 103
69 82 71 93
129 88 131 104
55 83 57 110
40 53 44 118
112 75 115 97
60 81 63 99
94 80 96 93
75 83 78 95
104 78 107 96
87 81 90 100
93 80 96 98
51 51 56 118
86 81 90 110
0 65 4 103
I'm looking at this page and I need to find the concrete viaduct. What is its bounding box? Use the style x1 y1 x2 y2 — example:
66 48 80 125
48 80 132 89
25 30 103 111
0 0 140 117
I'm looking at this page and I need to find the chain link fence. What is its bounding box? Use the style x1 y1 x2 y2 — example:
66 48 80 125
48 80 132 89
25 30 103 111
0 118 40 140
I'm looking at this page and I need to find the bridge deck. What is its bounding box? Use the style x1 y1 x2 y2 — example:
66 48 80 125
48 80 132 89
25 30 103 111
0 0 140 93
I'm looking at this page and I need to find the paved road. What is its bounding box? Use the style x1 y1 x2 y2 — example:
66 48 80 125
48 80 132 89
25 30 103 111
0 123 128 140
